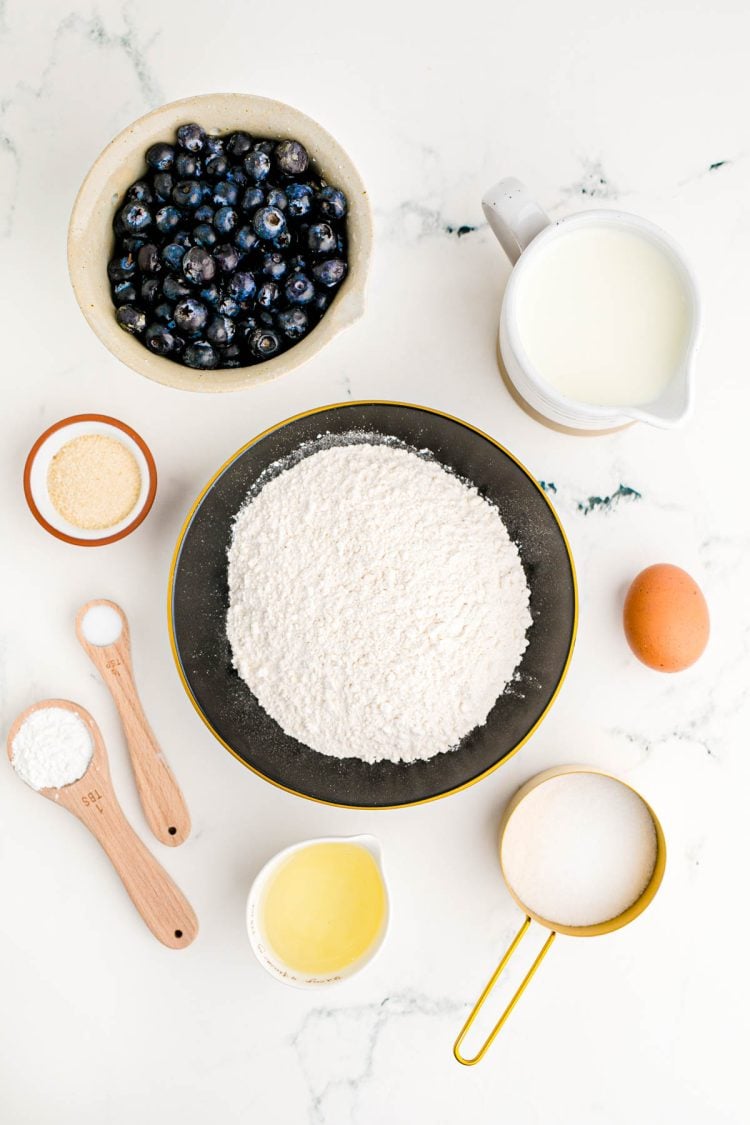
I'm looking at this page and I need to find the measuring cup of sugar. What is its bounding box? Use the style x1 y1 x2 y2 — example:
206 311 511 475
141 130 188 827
483 178 701 432
453 766 666 1065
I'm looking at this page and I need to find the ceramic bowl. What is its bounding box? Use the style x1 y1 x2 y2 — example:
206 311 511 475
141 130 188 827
67 93 373 393
246 834 389 989
24 414 157 546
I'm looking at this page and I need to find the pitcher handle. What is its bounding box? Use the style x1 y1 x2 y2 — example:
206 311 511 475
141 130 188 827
453 917 556 1065
481 178 550 265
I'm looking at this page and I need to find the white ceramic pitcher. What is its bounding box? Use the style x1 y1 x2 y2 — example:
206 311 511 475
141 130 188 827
482 178 701 431
246 834 389 989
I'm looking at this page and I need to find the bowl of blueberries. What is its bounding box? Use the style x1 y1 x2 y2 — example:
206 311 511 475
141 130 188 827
68 93 372 392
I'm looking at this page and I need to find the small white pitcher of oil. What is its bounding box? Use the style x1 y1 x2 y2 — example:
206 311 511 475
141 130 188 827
246 834 389 989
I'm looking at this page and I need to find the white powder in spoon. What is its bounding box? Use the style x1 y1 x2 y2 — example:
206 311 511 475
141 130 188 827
12 707 93 790
501 773 658 927
227 440 532 763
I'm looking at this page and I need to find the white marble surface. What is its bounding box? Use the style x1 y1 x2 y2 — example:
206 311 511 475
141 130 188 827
1 1 748 1121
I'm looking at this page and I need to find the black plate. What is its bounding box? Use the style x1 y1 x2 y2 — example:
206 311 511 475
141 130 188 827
169 402 577 808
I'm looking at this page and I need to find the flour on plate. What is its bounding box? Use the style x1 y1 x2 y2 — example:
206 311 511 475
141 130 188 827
226 439 532 764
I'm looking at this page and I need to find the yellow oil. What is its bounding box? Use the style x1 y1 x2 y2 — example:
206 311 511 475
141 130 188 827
260 841 387 976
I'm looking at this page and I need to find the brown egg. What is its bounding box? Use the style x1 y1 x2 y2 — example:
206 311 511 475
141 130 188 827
623 564 709 672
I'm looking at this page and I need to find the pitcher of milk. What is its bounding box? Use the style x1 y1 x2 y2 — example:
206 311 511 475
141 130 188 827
483 178 701 431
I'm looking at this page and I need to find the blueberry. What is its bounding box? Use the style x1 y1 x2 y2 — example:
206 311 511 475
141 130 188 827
214 206 238 235
162 242 186 271
119 201 152 233
154 205 180 235
227 270 256 303
205 153 229 178
257 281 279 308
266 187 287 211
237 317 258 342
107 252 137 282
317 185 347 220
184 341 218 369
249 327 281 359
116 305 146 334
244 150 271 182
206 315 236 346
145 323 178 355
174 297 209 335
145 142 174 172
177 123 206 152
121 236 146 253
174 230 193 248
234 225 258 253
254 139 275 156
225 166 248 188
258 310 275 328
154 301 175 324
272 231 292 250
314 290 332 315
285 182 314 218
204 135 225 156
288 254 308 273
193 222 218 248
284 273 315 305
137 243 162 273
277 307 310 339
153 173 174 201
262 252 287 280
112 280 137 305
275 139 309 176
253 206 286 241
200 283 221 308
213 181 238 207
127 180 153 204
218 343 243 367
172 180 203 209
140 278 160 304
241 186 265 212
227 131 253 157
175 151 201 178
162 275 192 301
218 295 241 318
214 243 241 273
312 258 347 287
181 245 216 285
307 222 336 254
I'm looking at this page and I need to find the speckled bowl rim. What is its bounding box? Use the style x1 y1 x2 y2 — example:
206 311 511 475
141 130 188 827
67 93 373 393
23 414 157 546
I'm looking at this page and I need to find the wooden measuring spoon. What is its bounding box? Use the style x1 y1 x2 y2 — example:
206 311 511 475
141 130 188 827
6 700 198 949
75 599 190 847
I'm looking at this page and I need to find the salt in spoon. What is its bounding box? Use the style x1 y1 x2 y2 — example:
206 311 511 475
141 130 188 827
7 699 198 949
76 599 190 847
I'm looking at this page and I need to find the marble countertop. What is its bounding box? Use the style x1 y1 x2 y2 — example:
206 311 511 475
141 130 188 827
1 1 748 1121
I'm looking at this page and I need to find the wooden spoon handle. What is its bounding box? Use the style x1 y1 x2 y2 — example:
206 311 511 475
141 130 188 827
74 787 198 949
76 602 191 847
107 663 191 847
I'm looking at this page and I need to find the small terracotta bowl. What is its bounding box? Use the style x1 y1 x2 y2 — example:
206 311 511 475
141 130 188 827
24 414 157 546
67 93 373 393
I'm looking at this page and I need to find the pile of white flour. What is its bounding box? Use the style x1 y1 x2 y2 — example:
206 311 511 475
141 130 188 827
226 440 532 763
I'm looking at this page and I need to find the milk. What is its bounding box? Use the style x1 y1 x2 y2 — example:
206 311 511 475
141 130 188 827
515 226 691 407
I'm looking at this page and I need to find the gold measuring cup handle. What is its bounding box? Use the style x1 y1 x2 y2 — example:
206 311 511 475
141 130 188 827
453 917 556 1066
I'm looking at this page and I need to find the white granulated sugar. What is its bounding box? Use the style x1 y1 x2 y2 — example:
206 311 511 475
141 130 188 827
227 440 532 763
12 707 93 790
501 773 658 927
